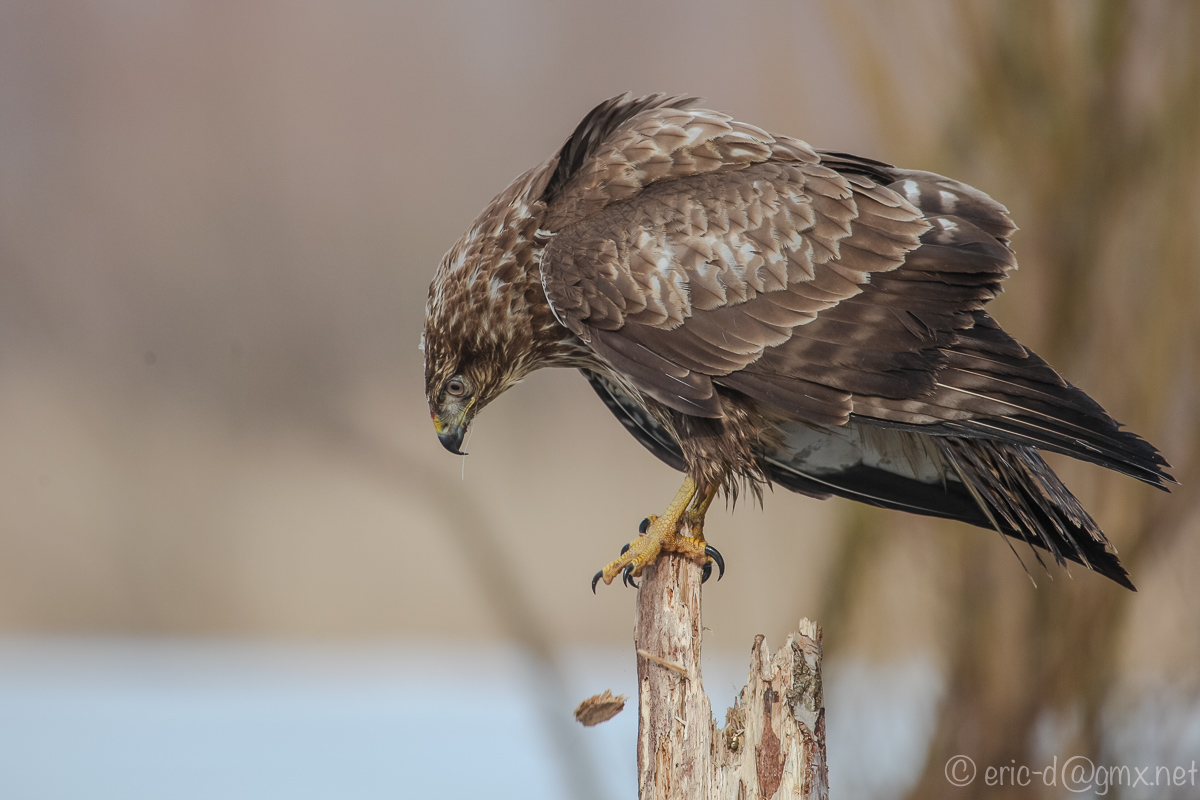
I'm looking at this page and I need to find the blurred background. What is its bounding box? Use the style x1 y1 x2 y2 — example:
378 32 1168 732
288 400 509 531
0 0 1197 798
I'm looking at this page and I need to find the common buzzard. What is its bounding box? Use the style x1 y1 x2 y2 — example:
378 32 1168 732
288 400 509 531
422 94 1171 592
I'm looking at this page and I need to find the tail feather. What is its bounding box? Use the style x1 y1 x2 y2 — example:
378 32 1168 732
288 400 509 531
765 431 1135 590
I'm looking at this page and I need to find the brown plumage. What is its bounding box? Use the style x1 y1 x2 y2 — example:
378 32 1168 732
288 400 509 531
423 93 1172 590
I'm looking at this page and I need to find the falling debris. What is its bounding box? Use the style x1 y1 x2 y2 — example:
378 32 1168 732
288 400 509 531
573 690 627 726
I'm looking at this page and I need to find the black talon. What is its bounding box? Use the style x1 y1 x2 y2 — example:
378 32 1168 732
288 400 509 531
620 542 631 556
622 565 639 589
701 561 713 583
638 517 651 534
704 545 725 581
591 570 603 594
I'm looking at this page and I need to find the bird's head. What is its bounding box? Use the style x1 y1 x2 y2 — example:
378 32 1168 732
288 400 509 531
424 366 476 457
422 335 512 456
420 150 589 457
421 238 543 457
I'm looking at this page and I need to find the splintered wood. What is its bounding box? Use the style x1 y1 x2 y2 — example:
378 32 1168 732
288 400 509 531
632 545 827 800
714 621 827 799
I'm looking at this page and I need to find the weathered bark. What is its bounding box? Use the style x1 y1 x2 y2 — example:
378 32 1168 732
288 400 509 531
634 546 828 799
635 551 713 799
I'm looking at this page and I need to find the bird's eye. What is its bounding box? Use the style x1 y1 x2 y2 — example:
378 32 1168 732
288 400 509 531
445 378 467 397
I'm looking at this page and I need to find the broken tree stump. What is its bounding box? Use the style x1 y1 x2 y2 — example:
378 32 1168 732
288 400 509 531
633 544 827 800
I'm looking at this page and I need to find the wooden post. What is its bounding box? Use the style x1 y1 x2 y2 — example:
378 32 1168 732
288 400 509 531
633 545 828 799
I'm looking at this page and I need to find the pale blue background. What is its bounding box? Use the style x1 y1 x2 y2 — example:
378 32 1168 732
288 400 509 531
0 639 946 800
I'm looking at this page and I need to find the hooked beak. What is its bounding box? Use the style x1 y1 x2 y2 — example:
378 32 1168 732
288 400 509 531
433 414 468 456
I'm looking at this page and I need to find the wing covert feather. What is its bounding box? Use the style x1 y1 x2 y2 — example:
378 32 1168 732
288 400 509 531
541 136 929 416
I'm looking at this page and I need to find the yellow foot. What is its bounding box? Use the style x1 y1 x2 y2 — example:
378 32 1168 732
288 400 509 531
591 478 725 592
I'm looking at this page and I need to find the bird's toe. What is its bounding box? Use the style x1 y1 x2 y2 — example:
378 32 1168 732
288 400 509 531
622 564 639 589
704 544 725 581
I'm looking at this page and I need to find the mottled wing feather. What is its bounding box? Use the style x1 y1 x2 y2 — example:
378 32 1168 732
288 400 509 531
543 103 813 232
542 93 702 208
885 167 1018 243
721 209 1017 415
539 98 1170 492
541 121 930 417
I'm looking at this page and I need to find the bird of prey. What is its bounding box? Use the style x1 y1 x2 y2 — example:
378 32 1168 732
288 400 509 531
422 93 1171 592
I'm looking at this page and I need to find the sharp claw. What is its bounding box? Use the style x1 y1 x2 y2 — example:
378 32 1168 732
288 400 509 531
701 561 713 583
622 565 639 589
591 570 603 594
639 517 651 534
704 545 725 581
620 542 631 556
